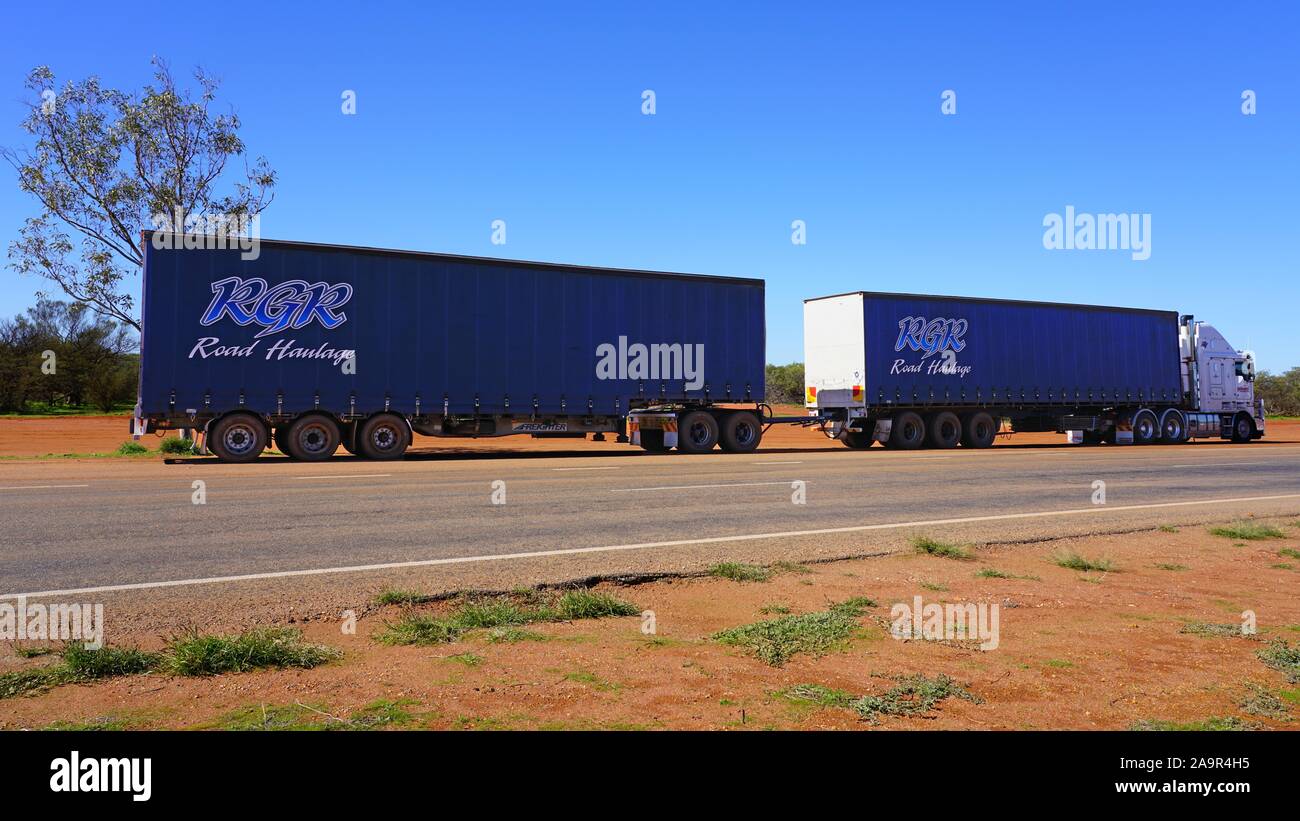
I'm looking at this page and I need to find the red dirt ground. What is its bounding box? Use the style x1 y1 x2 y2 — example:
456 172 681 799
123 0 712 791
2 518 1298 730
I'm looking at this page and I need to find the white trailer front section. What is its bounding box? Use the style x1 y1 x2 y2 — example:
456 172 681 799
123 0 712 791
803 293 866 411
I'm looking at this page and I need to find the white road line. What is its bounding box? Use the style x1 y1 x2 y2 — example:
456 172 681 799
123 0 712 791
611 480 803 492
753 460 803 465
7 491 1300 600
296 473 392 480
1170 462 1272 469
0 484 90 491
551 466 621 471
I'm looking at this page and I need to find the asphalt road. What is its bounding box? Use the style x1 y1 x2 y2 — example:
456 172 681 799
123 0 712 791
4 439 1300 601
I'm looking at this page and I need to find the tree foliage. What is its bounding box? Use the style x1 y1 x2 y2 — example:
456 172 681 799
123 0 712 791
0 300 137 413
3 59 275 330
1256 368 1300 417
765 362 805 405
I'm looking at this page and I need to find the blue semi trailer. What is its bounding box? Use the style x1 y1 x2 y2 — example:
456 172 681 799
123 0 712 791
134 233 766 461
803 291 1266 449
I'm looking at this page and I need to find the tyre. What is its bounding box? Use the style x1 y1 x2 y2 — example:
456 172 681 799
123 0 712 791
677 411 720 453
1132 409 1158 445
719 412 762 453
285 414 341 461
926 411 961 449
272 425 290 455
1158 409 1186 444
208 413 268 463
1230 413 1255 444
886 411 925 450
841 430 874 449
359 413 411 460
639 429 669 452
961 412 998 449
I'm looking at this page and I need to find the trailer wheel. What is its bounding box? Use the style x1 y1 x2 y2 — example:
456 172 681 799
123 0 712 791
961 412 998 448
1158 409 1187 444
209 413 268 463
1132 410 1158 445
720 412 762 453
639 429 669 452
677 411 720 453
841 430 873 449
359 413 411 460
1230 413 1255 444
926 411 962 449
285 414 341 461
886 411 926 450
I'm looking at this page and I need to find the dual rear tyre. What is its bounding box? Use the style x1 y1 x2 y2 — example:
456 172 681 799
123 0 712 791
673 410 763 454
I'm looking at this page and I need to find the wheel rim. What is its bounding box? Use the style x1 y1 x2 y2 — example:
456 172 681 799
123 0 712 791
941 420 958 440
371 424 399 451
299 423 331 455
904 421 920 441
1137 417 1154 439
688 421 712 446
224 424 257 456
733 421 755 446
1238 419 1251 438
1164 418 1182 439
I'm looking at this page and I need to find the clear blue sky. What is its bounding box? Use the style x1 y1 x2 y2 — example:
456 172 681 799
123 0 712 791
2 2 1296 370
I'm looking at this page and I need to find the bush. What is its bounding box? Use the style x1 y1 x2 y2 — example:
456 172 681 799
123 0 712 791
115 441 149 455
158 437 195 455
765 362 804 405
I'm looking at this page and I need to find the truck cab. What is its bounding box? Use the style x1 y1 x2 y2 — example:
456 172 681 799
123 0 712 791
1180 316 1266 441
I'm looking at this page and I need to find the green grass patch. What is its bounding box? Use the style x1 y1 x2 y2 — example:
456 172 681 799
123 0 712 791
483 627 548 644
771 561 812 575
778 683 855 708
375 589 638 646
1239 683 1292 721
911 536 973 560
563 670 620 691
163 628 340 676
976 568 1012 579
1131 716 1258 731
61 644 161 679
1044 659 1073 669
446 653 482 667
158 436 196 455
1279 548 1300 560
1208 522 1286 540
1271 563 1295 571
777 674 979 723
918 580 948 592
114 440 150 455
758 603 792 615
712 598 872 667
13 646 54 658
1154 563 1189 571
374 589 434 606
210 698 422 731
1051 551 1115 573
1180 622 1251 639
1257 640 1300 683
1158 525 1180 534
708 563 772 582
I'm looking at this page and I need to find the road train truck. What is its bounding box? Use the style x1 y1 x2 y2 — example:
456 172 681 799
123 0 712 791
802 291 1265 450
134 234 1264 461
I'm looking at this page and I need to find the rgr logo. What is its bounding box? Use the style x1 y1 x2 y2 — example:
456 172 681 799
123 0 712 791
201 277 353 338
895 316 968 360
595 336 705 390
50 751 151 802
